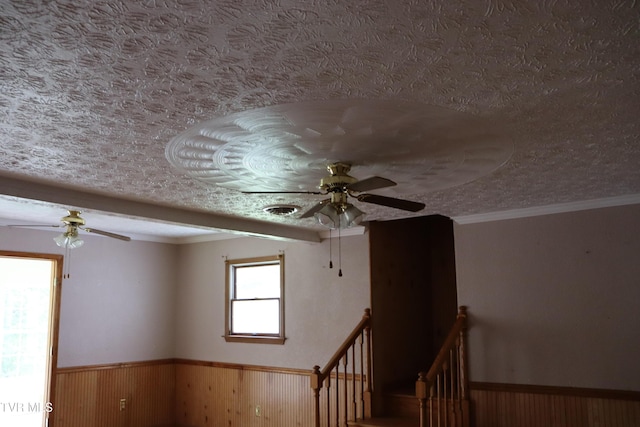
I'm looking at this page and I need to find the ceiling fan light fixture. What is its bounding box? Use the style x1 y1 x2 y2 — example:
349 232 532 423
314 203 364 230
54 229 84 249
342 204 365 227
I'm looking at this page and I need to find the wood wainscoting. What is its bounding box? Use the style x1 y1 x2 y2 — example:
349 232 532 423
53 360 640 427
53 359 175 427
174 359 315 426
470 382 640 427
53 359 316 427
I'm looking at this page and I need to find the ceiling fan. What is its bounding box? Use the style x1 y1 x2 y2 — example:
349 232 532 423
8 210 131 249
245 162 425 229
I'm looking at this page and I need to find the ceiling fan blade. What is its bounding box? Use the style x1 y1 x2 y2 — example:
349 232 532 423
347 176 396 192
356 194 425 212
299 199 331 218
81 227 131 241
242 191 323 194
6 224 62 228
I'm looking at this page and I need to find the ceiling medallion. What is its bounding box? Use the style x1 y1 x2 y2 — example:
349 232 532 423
165 99 513 194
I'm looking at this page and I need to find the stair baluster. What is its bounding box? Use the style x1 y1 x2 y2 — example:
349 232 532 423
416 306 470 427
311 308 372 426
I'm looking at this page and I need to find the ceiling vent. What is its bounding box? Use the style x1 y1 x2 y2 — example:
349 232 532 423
263 205 300 216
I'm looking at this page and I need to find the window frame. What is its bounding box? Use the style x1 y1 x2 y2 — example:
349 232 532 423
224 254 285 344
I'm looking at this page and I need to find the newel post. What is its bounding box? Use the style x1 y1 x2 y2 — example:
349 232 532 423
310 365 322 427
457 306 471 427
457 305 469 401
363 308 372 418
416 371 428 427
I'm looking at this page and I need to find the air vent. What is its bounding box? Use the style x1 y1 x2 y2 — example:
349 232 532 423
263 205 300 216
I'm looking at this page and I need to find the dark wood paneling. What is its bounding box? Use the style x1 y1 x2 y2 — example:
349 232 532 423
369 215 458 397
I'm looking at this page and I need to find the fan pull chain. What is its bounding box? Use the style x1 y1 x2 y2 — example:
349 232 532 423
329 228 333 269
63 246 71 279
338 220 343 277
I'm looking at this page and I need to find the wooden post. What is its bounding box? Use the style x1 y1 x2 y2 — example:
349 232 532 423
335 366 339 427
343 354 348 426
416 371 428 427
310 365 322 427
359 332 365 419
457 306 470 426
364 310 372 418
457 306 469 401
351 346 357 422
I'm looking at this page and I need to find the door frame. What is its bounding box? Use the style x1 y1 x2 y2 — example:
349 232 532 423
0 250 63 427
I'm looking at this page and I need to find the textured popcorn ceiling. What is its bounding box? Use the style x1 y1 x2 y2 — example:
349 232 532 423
0 0 639 241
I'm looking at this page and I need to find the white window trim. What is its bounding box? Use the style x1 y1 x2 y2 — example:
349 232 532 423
224 254 285 344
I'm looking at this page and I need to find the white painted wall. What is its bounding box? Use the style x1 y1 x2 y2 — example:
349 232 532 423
454 204 640 391
4 202 639 393
0 225 369 371
0 226 178 367
173 234 371 370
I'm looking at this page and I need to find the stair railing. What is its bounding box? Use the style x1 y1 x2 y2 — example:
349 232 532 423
311 308 373 427
416 306 470 427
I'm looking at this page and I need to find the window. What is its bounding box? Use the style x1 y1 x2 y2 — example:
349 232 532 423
224 255 285 344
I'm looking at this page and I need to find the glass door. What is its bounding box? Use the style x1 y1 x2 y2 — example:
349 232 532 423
0 253 61 427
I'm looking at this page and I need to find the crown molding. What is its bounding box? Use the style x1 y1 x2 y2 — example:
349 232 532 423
453 194 640 225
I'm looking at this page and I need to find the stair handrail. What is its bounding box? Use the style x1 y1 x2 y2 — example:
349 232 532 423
311 308 373 427
416 306 470 427
318 308 372 380
427 306 468 385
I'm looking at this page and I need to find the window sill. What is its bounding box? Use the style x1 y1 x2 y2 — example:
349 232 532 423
224 335 286 345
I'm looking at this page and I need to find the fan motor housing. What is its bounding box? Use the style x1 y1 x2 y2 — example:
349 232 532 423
62 210 86 226
320 175 357 192
320 162 357 193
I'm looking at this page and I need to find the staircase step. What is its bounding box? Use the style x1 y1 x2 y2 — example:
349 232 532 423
348 417 417 427
383 391 419 418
